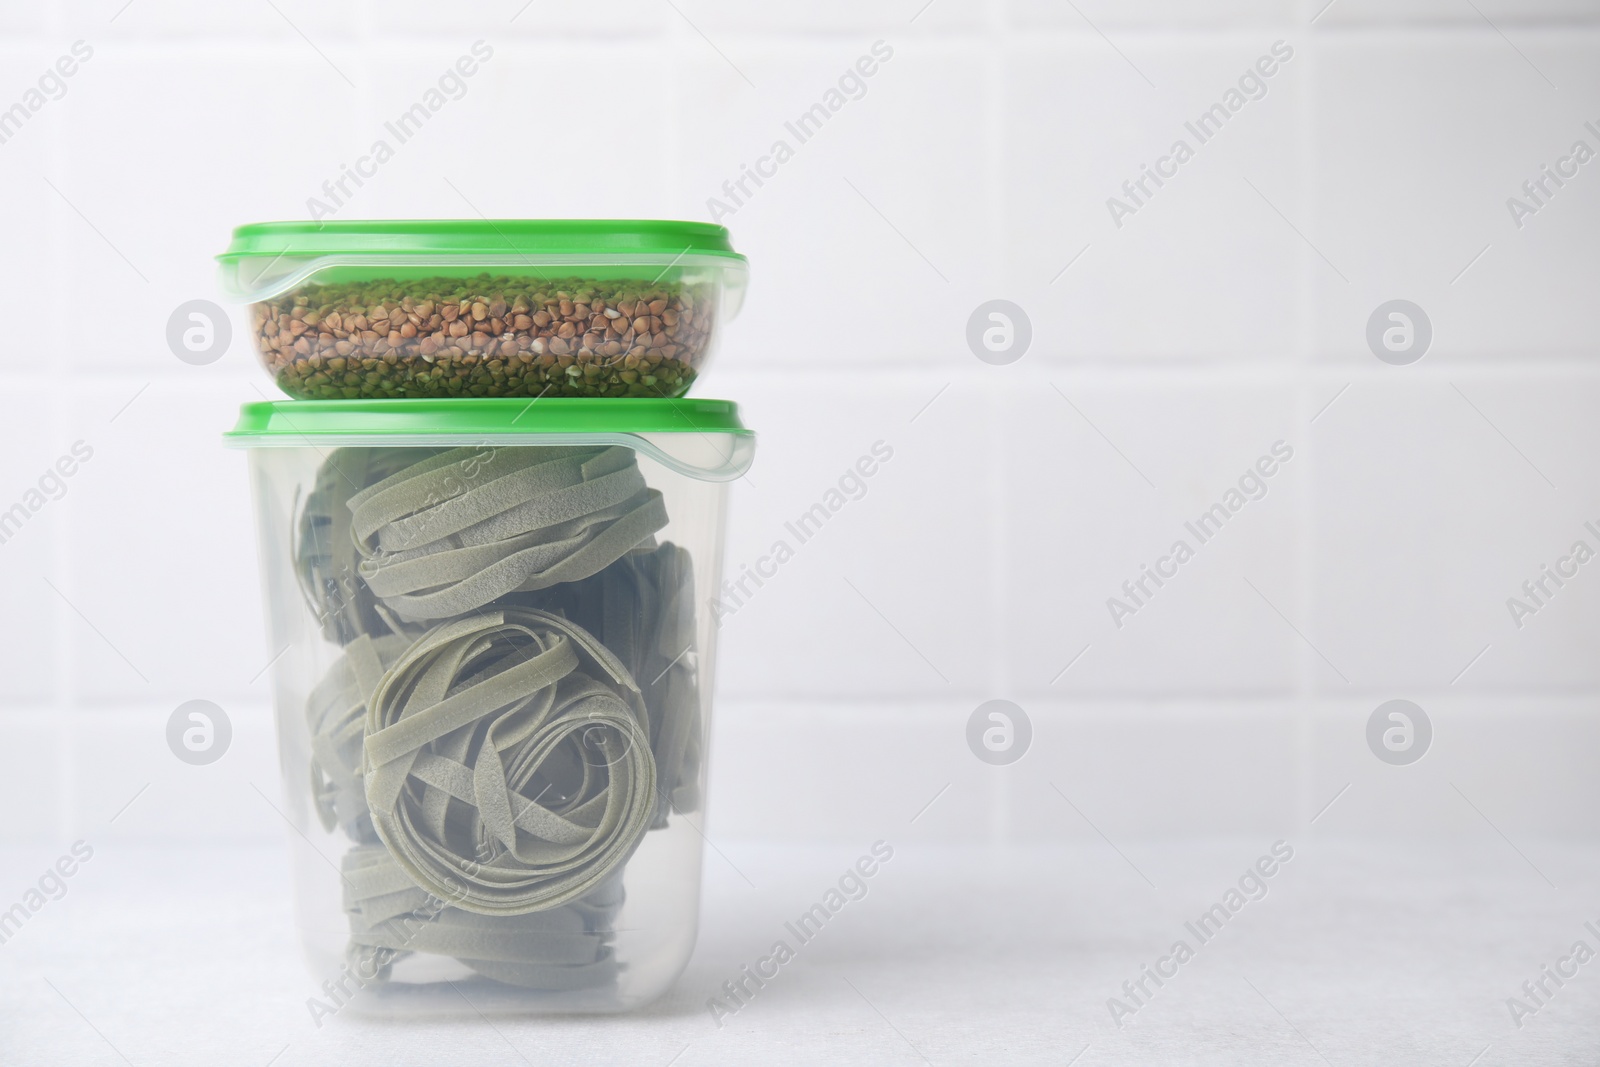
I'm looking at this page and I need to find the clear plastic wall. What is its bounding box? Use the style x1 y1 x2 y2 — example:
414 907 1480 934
243 436 734 1014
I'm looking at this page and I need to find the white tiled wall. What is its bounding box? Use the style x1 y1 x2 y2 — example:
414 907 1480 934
2 1 1598 846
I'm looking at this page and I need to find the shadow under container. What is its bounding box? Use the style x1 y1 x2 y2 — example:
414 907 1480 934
217 219 748 401
227 398 754 1014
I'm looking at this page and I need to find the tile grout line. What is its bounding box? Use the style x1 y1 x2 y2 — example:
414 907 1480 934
1292 6 1321 830
29 17 1600 42
46 5 75 844
985 383 1011 843
663 0 685 223
984 0 1012 847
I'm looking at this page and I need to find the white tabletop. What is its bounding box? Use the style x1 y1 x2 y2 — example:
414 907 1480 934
2 838 1597 1066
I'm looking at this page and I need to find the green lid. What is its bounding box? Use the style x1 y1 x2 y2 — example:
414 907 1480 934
219 219 745 262
229 397 748 438
226 398 754 480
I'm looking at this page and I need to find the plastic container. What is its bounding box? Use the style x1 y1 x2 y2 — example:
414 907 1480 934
218 221 748 401
227 398 754 1014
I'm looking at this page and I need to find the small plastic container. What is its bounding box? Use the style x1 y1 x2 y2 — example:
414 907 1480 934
218 221 748 401
227 398 754 1014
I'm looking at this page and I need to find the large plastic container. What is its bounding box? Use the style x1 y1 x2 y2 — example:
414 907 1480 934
227 398 754 1014
218 221 749 401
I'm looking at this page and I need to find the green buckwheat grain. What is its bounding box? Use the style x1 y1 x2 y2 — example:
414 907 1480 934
253 274 715 400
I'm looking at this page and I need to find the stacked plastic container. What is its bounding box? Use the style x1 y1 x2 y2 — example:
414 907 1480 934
222 221 753 1014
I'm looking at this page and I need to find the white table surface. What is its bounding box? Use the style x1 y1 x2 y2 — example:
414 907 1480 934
3 838 1598 1066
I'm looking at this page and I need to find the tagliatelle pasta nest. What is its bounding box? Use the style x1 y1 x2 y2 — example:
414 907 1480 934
295 445 704 990
340 844 625 990
349 445 668 620
362 608 657 916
